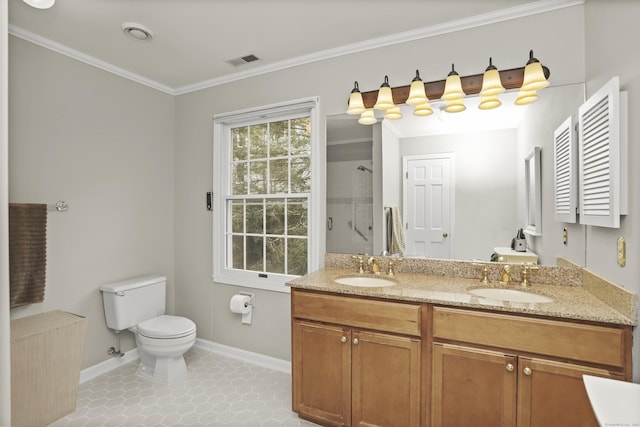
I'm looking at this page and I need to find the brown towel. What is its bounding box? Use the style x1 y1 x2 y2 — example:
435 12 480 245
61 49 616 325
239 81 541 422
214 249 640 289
9 203 47 308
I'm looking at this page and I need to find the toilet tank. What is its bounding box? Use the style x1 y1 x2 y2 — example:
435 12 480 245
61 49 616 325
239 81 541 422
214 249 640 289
100 275 166 331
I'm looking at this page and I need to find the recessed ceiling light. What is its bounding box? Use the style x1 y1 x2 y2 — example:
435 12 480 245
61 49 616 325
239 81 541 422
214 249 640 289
22 0 55 9
121 22 154 41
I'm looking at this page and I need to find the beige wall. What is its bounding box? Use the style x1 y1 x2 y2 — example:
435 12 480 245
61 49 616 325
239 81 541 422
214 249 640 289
8 37 176 368
173 5 587 362
584 0 640 382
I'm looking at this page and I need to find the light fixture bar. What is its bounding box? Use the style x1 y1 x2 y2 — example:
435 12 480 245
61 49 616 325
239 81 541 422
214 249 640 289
357 66 549 109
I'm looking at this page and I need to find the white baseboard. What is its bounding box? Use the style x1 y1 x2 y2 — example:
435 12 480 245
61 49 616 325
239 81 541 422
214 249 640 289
79 339 291 383
80 348 140 384
195 338 292 374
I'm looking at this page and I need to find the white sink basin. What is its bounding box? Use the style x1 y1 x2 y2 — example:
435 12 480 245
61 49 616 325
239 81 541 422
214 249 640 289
334 276 397 288
468 288 553 303
583 375 640 427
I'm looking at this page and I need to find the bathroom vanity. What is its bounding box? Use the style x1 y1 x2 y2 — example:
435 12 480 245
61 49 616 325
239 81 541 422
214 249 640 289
288 258 635 427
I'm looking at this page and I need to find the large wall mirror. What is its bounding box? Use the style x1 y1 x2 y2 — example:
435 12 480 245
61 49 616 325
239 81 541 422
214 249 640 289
326 83 586 265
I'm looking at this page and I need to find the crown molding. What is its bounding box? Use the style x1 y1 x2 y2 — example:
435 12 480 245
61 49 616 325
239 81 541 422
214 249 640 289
9 0 583 97
8 25 175 95
174 0 582 95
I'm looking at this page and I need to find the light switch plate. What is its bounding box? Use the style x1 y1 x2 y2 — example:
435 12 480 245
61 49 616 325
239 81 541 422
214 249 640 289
617 237 626 267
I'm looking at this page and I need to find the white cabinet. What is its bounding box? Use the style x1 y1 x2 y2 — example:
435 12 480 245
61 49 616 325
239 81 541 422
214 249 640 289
554 116 578 223
577 76 627 228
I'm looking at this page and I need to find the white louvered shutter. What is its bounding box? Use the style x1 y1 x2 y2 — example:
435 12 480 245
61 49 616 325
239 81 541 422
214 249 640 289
577 77 627 228
554 117 577 223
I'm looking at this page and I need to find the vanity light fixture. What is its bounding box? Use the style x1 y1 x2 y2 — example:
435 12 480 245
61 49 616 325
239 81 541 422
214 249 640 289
515 50 549 105
414 103 434 116
373 76 395 110
521 50 550 91
515 90 539 106
406 70 428 106
22 0 54 8
347 82 366 115
442 64 467 113
358 109 378 125
348 50 550 125
384 106 403 121
479 57 505 110
441 64 466 101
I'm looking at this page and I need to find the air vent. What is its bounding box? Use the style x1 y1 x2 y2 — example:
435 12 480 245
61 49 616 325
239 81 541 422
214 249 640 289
226 54 260 67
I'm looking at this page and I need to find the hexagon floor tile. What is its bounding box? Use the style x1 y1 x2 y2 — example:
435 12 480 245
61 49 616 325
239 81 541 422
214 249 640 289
49 347 320 426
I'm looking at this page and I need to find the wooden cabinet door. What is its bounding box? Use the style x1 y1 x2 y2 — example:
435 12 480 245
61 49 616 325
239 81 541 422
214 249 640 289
517 357 620 427
432 343 517 427
351 330 421 427
292 321 351 427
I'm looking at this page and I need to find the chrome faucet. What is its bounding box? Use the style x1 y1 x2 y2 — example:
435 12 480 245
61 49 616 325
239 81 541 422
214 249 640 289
368 257 381 275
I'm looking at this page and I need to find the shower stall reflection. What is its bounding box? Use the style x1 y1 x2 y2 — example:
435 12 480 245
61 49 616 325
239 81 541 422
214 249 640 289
326 143 374 254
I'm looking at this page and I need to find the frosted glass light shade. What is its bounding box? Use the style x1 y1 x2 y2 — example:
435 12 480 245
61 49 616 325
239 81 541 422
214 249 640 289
384 107 402 120
480 68 505 97
442 65 465 101
358 109 378 125
479 95 502 110
414 102 433 116
521 61 549 91
445 98 466 113
515 90 539 105
521 51 550 92
22 0 55 8
374 86 394 110
407 70 428 106
347 85 365 115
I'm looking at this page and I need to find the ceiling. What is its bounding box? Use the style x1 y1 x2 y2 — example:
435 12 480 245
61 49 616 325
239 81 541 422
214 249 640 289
9 0 569 95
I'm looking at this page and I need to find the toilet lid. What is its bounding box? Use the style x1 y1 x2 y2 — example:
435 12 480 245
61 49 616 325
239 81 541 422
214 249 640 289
138 315 196 339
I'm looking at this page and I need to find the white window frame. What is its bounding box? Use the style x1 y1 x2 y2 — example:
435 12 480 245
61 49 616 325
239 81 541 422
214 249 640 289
212 97 322 293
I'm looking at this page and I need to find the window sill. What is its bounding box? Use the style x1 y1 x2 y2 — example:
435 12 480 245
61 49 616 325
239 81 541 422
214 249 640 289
211 274 292 294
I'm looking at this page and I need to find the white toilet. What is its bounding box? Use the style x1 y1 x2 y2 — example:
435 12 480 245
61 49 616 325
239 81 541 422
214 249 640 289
100 275 196 383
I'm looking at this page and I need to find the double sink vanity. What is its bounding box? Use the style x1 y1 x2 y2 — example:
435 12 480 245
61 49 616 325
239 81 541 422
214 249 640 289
287 254 636 427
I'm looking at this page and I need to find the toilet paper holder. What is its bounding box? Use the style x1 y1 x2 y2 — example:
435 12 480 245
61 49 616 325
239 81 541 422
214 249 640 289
230 292 255 325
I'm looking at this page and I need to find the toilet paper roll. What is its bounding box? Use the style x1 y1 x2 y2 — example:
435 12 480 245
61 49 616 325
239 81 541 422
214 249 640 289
230 294 252 315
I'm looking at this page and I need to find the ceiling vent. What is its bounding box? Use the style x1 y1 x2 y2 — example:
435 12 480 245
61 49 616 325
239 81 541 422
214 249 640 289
226 54 260 67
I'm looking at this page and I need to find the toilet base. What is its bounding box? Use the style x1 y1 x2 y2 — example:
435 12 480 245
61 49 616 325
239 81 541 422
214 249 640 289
137 355 188 383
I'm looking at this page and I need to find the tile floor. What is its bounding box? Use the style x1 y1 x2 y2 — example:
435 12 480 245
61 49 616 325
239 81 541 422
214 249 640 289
50 346 320 427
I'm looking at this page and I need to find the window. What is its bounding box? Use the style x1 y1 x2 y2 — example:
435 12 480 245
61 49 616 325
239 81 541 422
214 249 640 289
213 98 321 292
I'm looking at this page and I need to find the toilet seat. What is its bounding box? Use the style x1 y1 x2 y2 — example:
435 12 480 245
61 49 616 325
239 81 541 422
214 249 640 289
138 315 196 339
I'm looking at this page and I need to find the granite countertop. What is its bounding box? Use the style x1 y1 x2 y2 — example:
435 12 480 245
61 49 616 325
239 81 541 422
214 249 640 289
287 267 636 326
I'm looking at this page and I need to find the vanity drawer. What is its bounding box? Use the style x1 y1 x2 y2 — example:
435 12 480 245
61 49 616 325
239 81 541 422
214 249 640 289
292 290 421 336
432 306 628 368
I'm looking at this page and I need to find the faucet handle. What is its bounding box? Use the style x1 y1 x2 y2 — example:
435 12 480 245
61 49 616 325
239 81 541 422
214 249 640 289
351 255 365 274
521 264 540 287
387 258 402 276
472 262 490 284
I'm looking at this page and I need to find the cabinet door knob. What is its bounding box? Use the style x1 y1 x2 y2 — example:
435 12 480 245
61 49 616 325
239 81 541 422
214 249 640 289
340 336 347 343
506 363 514 372
443 232 448 238
352 338 359 345
523 367 532 376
